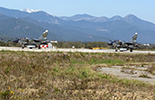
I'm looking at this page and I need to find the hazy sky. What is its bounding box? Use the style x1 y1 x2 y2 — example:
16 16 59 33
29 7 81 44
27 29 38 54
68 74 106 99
0 0 155 23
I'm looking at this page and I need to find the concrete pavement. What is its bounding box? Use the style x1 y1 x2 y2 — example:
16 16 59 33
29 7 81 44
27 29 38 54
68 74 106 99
0 47 155 54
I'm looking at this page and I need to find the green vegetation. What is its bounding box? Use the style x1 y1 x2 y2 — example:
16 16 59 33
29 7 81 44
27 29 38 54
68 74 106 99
2 40 155 50
0 40 109 49
0 40 19 47
55 41 109 49
0 51 155 99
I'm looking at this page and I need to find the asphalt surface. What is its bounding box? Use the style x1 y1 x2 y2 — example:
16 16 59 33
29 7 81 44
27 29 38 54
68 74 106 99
0 47 155 54
99 66 155 84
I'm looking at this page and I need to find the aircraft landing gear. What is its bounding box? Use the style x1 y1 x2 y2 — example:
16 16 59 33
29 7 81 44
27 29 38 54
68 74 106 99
130 49 133 52
115 47 118 52
22 44 24 49
38 45 41 49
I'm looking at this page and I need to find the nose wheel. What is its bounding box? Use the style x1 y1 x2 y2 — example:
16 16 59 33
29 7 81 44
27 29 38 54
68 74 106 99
115 47 118 52
130 49 133 52
22 44 24 49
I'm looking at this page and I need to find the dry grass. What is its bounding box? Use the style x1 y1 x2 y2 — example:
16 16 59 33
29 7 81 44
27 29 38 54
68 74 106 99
0 50 155 99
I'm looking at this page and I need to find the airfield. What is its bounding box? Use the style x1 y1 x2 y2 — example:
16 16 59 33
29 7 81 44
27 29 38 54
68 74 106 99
0 46 155 54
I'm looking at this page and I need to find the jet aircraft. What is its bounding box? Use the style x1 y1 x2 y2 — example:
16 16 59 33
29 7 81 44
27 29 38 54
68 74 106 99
108 33 138 52
13 30 57 49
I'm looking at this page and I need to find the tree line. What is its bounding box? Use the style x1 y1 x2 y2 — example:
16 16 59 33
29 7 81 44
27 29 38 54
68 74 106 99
54 41 109 49
0 40 109 49
1 40 155 50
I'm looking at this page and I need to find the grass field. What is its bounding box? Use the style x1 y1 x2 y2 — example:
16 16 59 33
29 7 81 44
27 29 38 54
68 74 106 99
0 50 155 99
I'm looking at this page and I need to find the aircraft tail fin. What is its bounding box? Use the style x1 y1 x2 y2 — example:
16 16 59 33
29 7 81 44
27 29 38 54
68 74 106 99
39 30 48 40
130 33 138 43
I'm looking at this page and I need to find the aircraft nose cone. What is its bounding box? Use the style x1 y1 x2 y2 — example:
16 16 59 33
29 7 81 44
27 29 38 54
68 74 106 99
108 42 112 45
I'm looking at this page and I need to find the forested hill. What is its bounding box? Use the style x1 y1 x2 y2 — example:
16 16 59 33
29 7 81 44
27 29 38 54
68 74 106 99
0 7 155 43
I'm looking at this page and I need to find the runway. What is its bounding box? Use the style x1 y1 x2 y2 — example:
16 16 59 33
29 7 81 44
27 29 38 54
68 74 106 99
0 46 155 54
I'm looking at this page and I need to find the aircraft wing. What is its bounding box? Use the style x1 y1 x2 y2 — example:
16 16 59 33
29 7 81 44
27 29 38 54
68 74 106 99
125 42 134 45
33 39 41 42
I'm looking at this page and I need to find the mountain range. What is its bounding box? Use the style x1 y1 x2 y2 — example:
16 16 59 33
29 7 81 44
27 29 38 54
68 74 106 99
0 7 155 43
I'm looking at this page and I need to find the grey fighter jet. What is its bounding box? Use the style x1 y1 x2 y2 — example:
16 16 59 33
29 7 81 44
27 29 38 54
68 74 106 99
108 33 138 52
13 30 57 49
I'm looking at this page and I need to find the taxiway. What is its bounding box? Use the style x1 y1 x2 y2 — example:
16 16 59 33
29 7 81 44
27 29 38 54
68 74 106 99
0 47 155 54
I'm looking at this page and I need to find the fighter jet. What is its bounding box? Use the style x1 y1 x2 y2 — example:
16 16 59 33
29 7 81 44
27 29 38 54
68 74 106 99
108 33 138 52
13 30 57 49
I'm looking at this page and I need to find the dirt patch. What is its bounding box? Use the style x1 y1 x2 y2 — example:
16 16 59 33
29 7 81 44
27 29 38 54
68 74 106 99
98 66 155 84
